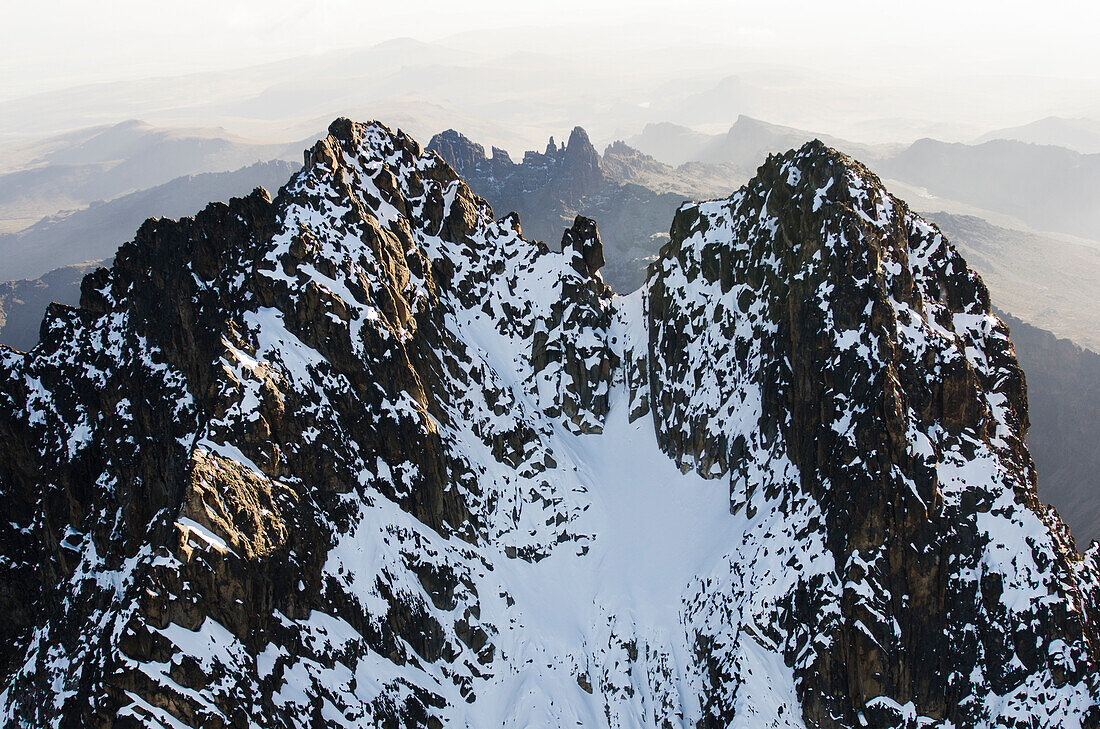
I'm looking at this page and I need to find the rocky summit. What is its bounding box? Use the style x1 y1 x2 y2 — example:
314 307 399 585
0 119 1097 728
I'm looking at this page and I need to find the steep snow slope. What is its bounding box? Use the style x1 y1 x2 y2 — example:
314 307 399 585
0 120 1096 728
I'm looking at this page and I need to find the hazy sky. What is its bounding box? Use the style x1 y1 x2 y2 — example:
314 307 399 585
4 0 1099 101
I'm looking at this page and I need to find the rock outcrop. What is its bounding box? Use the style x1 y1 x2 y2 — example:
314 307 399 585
0 121 1096 728
427 127 740 293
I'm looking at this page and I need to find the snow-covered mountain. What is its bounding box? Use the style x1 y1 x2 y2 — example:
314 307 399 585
0 119 1096 728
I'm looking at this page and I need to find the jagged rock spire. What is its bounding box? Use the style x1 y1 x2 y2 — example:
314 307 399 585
561 214 606 281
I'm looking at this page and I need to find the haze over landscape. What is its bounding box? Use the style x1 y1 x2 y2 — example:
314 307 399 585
1 2 1099 727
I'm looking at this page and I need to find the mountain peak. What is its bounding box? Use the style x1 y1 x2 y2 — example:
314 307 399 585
666 138 992 320
750 140 917 238
566 125 594 152
0 119 1096 728
317 117 429 168
730 113 777 131
562 125 602 191
426 127 487 178
649 135 1095 725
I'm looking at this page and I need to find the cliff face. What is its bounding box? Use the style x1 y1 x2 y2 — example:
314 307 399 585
428 125 603 209
0 120 1096 728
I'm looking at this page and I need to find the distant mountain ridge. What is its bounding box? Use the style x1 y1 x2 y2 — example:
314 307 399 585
627 115 896 169
924 212 1100 351
0 263 102 351
427 126 742 292
628 117 1100 247
877 138 1100 243
0 120 309 234
0 159 300 281
977 116 1100 154
998 310 1100 545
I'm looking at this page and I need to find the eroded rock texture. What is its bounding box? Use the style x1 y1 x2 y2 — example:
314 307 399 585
0 122 1096 728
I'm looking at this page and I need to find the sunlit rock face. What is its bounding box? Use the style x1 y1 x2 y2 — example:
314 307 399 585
0 120 1096 728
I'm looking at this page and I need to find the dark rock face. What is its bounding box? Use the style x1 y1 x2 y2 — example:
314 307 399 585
562 127 602 194
420 129 487 180
428 125 604 209
560 214 606 281
528 215 616 434
426 125 602 205
0 123 1096 728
